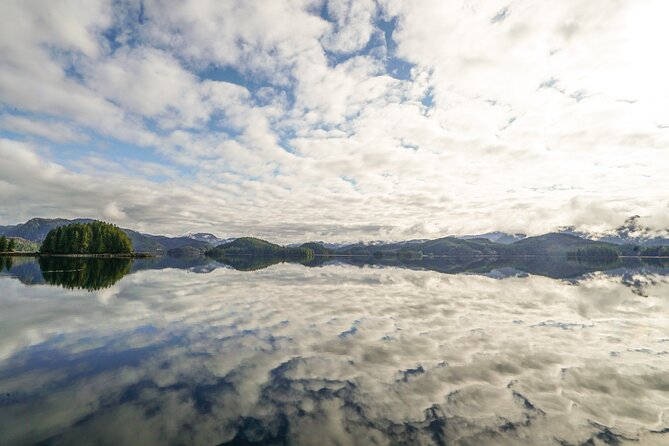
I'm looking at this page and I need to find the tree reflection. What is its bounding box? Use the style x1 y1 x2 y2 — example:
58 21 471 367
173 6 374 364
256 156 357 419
0 257 13 272
38 257 132 291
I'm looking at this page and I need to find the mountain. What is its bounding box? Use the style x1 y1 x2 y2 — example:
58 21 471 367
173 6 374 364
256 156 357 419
125 232 209 255
0 218 209 255
558 216 669 247
299 242 333 255
0 218 95 241
504 233 612 256
185 232 232 245
328 232 630 258
409 237 501 256
332 237 507 257
3 217 667 259
334 239 429 256
459 231 526 244
206 237 314 260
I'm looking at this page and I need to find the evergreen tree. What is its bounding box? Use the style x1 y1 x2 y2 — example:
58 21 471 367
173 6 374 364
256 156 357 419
7 238 16 252
0 235 6 252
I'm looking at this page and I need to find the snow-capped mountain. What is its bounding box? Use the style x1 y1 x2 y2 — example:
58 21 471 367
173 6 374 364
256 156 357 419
558 216 669 246
184 232 234 246
459 232 527 244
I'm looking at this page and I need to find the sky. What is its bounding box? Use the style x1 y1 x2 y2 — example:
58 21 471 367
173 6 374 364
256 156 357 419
0 0 668 242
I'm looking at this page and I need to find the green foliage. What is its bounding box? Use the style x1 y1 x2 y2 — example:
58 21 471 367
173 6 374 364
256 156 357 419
38 257 132 291
9 238 39 252
0 236 17 252
40 221 133 254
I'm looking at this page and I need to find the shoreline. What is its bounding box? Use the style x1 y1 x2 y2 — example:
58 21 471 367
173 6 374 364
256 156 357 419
0 252 155 258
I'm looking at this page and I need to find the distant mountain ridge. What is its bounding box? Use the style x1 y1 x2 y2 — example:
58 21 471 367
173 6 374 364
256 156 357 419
308 232 666 258
0 218 96 240
2 217 668 257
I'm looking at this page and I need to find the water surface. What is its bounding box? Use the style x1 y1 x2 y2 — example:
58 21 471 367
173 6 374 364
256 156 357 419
0 256 668 445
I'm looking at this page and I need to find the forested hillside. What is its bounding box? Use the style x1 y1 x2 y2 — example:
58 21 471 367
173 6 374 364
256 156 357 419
206 237 314 260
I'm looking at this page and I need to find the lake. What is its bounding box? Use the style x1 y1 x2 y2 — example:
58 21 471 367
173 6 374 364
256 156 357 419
0 256 668 445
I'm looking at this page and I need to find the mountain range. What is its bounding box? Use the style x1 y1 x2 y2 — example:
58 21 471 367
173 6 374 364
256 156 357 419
1 217 668 257
459 217 669 247
320 232 634 258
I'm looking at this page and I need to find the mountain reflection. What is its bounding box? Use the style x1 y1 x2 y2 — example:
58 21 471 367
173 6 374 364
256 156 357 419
216 255 298 271
209 254 669 280
2 255 669 291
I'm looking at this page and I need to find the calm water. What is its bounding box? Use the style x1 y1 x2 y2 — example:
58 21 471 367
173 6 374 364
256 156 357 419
0 256 668 445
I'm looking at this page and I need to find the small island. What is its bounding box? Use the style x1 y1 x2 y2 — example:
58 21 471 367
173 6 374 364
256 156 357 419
39 221 151 257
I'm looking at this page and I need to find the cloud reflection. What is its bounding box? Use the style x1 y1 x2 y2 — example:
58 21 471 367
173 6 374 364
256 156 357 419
0 264 668 445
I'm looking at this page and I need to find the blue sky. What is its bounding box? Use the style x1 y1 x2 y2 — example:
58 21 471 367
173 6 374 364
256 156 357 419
0 0 668 241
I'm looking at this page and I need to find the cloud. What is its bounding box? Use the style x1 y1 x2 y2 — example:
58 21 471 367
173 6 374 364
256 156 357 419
103 202 127 220
0 0 667 240
0 115 88 143
320 0 378 54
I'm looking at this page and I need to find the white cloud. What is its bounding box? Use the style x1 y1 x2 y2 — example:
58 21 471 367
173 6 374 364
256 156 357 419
103 202 128 220
320 0 378 54
0 115 88 143
0 0 668 240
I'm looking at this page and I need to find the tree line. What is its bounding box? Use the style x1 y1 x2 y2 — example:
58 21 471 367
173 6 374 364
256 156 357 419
40 221 133 254
0 236 16 252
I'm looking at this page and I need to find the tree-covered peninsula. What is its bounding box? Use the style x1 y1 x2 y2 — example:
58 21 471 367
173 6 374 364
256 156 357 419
205 237 314 260
40 221 133 255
